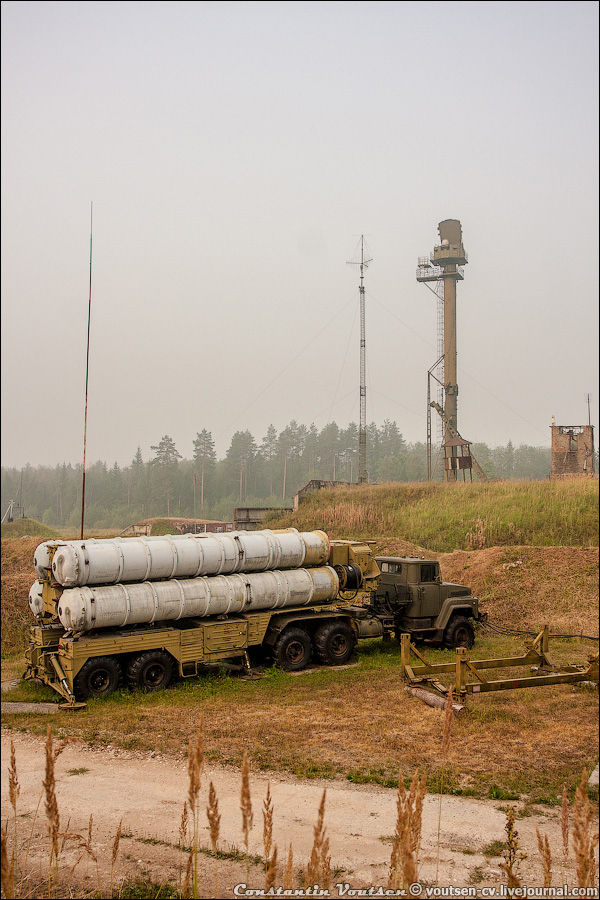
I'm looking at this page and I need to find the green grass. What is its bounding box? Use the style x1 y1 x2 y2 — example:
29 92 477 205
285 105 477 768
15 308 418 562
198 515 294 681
482 839 506 858
97 878 181 899
1 518 60 539
265 478 599 550
488 784 521 801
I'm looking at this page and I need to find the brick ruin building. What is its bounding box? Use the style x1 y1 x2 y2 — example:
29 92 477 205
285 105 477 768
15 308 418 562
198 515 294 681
550 423 596 477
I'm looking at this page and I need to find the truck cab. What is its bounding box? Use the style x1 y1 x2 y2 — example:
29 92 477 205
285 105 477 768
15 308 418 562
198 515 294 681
373 556 480 648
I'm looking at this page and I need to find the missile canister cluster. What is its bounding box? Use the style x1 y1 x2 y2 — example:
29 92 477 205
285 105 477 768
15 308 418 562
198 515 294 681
30 528 341 633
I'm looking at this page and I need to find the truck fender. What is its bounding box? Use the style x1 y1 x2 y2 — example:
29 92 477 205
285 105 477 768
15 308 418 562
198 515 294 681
436 600 478 632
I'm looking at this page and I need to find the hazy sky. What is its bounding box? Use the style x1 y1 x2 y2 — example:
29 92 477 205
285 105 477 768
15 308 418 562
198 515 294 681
2 1 598 469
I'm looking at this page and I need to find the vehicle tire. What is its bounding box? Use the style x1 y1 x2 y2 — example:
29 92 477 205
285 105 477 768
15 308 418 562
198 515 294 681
127 650 175 692
73 656 121 700
273 627 312 672
443 616 475 650
314 622 355 665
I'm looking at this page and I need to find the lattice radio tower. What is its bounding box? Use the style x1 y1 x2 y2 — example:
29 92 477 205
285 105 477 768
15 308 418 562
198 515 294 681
347 236 372 484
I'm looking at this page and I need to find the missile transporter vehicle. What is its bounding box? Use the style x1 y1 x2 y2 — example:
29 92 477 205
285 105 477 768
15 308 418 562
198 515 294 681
24 528 481 703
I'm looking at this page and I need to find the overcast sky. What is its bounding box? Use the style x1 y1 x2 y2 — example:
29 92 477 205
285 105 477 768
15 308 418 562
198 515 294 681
2 0 598 469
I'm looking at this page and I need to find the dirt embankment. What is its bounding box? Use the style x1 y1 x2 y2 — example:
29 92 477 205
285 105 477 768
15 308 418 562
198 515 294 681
375 540 599 635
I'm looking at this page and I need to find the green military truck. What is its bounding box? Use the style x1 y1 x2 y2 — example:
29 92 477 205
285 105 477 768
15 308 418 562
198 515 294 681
372 556 481 649
24 532 481 703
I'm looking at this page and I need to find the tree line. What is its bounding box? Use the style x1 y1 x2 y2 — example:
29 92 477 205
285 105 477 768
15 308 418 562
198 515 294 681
1 420 554 530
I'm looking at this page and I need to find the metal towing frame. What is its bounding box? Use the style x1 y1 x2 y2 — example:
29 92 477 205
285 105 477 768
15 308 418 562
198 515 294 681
400 626 599 699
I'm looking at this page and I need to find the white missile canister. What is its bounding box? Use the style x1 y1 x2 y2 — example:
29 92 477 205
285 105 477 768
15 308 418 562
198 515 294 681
56 565 340 632
46 529 330 588
29 580 45 617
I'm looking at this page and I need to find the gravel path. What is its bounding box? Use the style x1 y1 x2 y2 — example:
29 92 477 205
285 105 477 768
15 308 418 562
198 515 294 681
2 730 594 898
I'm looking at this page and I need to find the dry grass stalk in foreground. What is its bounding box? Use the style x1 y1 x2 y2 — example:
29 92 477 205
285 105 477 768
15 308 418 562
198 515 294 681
1 824 15 900
263 783 274 869
178 800 189 894
186 717 204 900
562 784 570 860
241 750 254 884
182 851 193 899
500 806 527 888
441 688 453 759
306 789 331 890
572 769 600 888
8 740 20 886
265 844 278 891
207 780 221 899
9 740 20 815
283 842 294 891
536 828 552 888
43 726 62 867
109 818 122 896
436 688 454 883
64 813 100 886
179 801 189 849
388 770 427 890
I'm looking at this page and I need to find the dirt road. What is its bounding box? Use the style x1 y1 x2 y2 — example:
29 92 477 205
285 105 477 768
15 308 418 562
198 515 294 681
2 731 593 899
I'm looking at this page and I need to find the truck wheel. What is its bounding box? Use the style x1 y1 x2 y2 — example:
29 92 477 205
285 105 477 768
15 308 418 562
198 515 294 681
273 627 312 672
127 651 174 692
315 622 355 665
444 616 475 650
73 656 121 699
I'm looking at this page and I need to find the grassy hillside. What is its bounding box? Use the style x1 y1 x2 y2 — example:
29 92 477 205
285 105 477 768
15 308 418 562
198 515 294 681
0 518 60 539
266 477 599 551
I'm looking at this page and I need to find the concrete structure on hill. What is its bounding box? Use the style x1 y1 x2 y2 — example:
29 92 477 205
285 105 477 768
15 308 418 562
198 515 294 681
550 423 596 477
120 517 234 536
293 480 348 510
233 507 293 530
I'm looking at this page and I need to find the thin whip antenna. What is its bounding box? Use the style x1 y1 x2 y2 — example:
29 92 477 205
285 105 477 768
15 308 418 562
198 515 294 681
80 202 93 539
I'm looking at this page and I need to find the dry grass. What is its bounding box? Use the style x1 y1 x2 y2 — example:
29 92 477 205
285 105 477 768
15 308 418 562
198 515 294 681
262 783 273 867
241 749 253 884
270 477 599 551
499 806 527 888
537 827 552 888
306 790 331 889
206 781 220 898
186 719 204 899
572 769 600 887
388 770 427 889
1 537 40 655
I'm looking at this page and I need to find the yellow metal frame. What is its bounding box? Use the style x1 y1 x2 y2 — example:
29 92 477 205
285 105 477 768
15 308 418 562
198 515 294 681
400 627 599 698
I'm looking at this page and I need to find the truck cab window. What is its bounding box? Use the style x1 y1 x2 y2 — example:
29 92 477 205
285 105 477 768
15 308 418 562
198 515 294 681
420 564 437 583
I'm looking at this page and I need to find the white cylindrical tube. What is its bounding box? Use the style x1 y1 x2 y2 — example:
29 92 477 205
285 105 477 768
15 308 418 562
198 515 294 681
43 529 330 587
29 580 45 617
56 565 340 632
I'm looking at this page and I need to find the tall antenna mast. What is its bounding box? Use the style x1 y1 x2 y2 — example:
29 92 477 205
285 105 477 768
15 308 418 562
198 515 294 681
347 235 372 484
80 202 93 539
